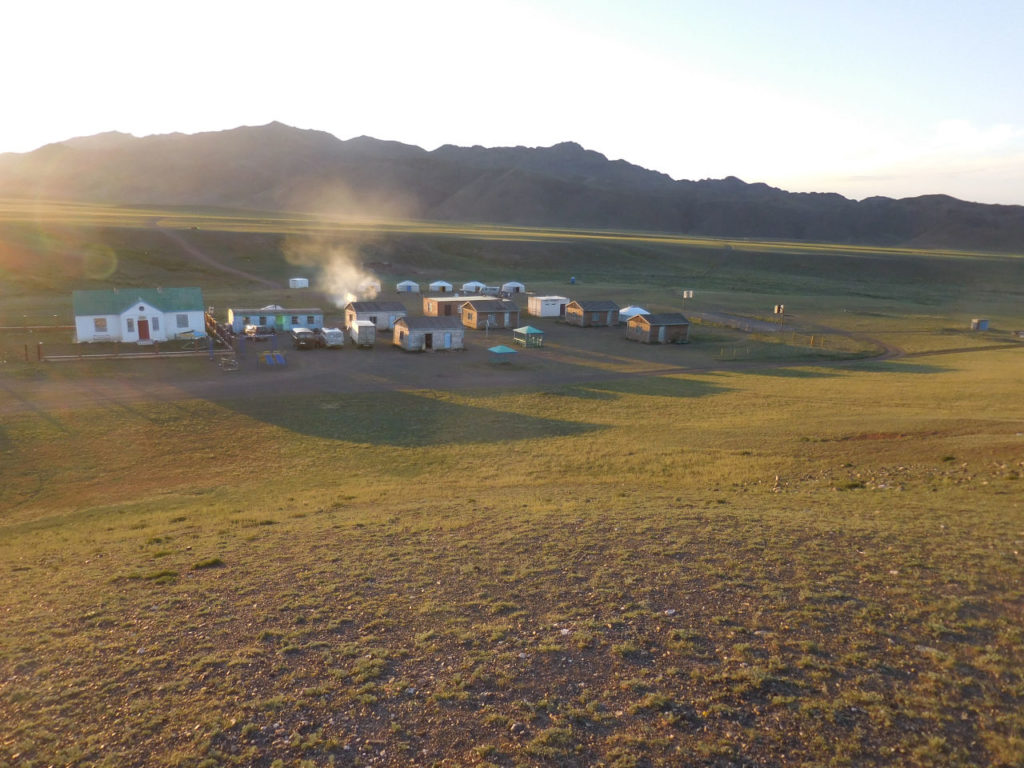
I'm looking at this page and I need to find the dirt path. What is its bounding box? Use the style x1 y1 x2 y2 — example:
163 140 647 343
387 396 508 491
155 225 282 289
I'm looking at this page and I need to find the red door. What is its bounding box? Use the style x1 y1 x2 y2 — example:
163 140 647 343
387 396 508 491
138 318 150 340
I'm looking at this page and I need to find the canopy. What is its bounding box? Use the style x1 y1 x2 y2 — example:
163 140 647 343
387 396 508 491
512 326 544 347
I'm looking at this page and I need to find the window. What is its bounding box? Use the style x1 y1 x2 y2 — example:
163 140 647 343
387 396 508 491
126 318 135 333
151 316 160 331
93 318 107 332
259 316 267 325
176 313 189 328
307 316 314 325
291 316 298 324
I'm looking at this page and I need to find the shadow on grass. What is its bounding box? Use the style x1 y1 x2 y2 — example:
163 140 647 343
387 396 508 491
849 360 952 374
742 367 841 379
560 376 730 399
224 390 603 446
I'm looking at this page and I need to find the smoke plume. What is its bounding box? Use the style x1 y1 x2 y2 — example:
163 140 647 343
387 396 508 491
282 237 380 307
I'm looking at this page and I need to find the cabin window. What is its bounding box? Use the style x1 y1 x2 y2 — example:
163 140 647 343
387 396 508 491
93 318 107 332
291 316 298 324
151 316 160 331
176 313 189 328
307 316 315 325
126 318 135 333
259 316 267 325
369 316 377 324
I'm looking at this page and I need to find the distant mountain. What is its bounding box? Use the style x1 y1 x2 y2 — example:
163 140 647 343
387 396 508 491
1 121 1022 251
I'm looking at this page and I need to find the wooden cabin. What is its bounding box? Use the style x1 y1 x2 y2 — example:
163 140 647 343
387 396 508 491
626 312 690 344
565 300 620 327
461 298 520 330
392 316 465 352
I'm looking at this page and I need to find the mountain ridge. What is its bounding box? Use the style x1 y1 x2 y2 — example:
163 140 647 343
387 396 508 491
1 122 1022 251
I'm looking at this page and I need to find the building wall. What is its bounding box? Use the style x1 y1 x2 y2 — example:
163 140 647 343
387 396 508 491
463 309 520 330
423 298 465 317
76 306 206 344
626 321 689 344
393 325 465 351
528 296 568 317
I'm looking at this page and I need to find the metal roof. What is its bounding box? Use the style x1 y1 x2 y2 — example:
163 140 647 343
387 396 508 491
570 300 620 311
462 298 519 311
397 316 464 330
73 287 204 316
633 312 689 326
346 301 408 312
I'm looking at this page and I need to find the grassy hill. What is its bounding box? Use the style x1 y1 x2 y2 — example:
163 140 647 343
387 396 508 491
1 202 1023 767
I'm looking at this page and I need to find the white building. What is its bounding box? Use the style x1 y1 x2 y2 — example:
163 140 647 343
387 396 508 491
344 301 408 331
288 277 309 289
73 287 206 344
527 295 570 318
461 280 487 293
396 280 421 293
428 280 453 293
501 281 526 294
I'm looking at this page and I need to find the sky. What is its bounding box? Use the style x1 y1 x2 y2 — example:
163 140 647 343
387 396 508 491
5 0 1024 205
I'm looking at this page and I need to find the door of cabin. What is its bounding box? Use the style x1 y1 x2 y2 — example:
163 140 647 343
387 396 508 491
425 333 433 350
138 318 150 341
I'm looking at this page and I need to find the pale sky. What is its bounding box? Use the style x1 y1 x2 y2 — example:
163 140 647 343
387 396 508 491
5 0 1023 204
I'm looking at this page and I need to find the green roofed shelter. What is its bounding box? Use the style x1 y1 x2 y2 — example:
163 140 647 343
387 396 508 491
512 325 544 347
488 344 518 363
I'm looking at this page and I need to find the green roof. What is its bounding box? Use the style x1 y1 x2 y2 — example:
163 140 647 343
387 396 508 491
514 326 544 334
73 287 204 316
488 345 518 354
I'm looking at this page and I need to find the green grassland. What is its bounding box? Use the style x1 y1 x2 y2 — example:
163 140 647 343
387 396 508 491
1 202 1023 767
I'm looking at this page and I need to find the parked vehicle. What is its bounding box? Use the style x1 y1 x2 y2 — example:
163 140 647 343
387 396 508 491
316 327 345 348
349 320 375 348
290 327 318 349
244 324 276 341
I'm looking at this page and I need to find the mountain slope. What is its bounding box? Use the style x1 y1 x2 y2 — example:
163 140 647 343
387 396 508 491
1 122 1022 251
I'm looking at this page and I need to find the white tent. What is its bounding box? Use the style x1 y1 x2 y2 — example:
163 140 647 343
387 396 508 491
618 306 650 324
501 281 526 294
396 280 420 293
462 281 486 293
429 280 453 293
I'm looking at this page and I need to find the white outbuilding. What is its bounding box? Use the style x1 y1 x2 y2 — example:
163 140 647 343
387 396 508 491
288 277 309 289
618 306 650 324
396 280 421 293
528 295 570 318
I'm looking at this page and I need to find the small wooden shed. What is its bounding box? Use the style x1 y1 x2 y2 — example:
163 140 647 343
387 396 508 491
423 296 468 317
461 298 521 330
393 316 465 352
565 300 620 327
626 312 690 344
512 325 544 347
